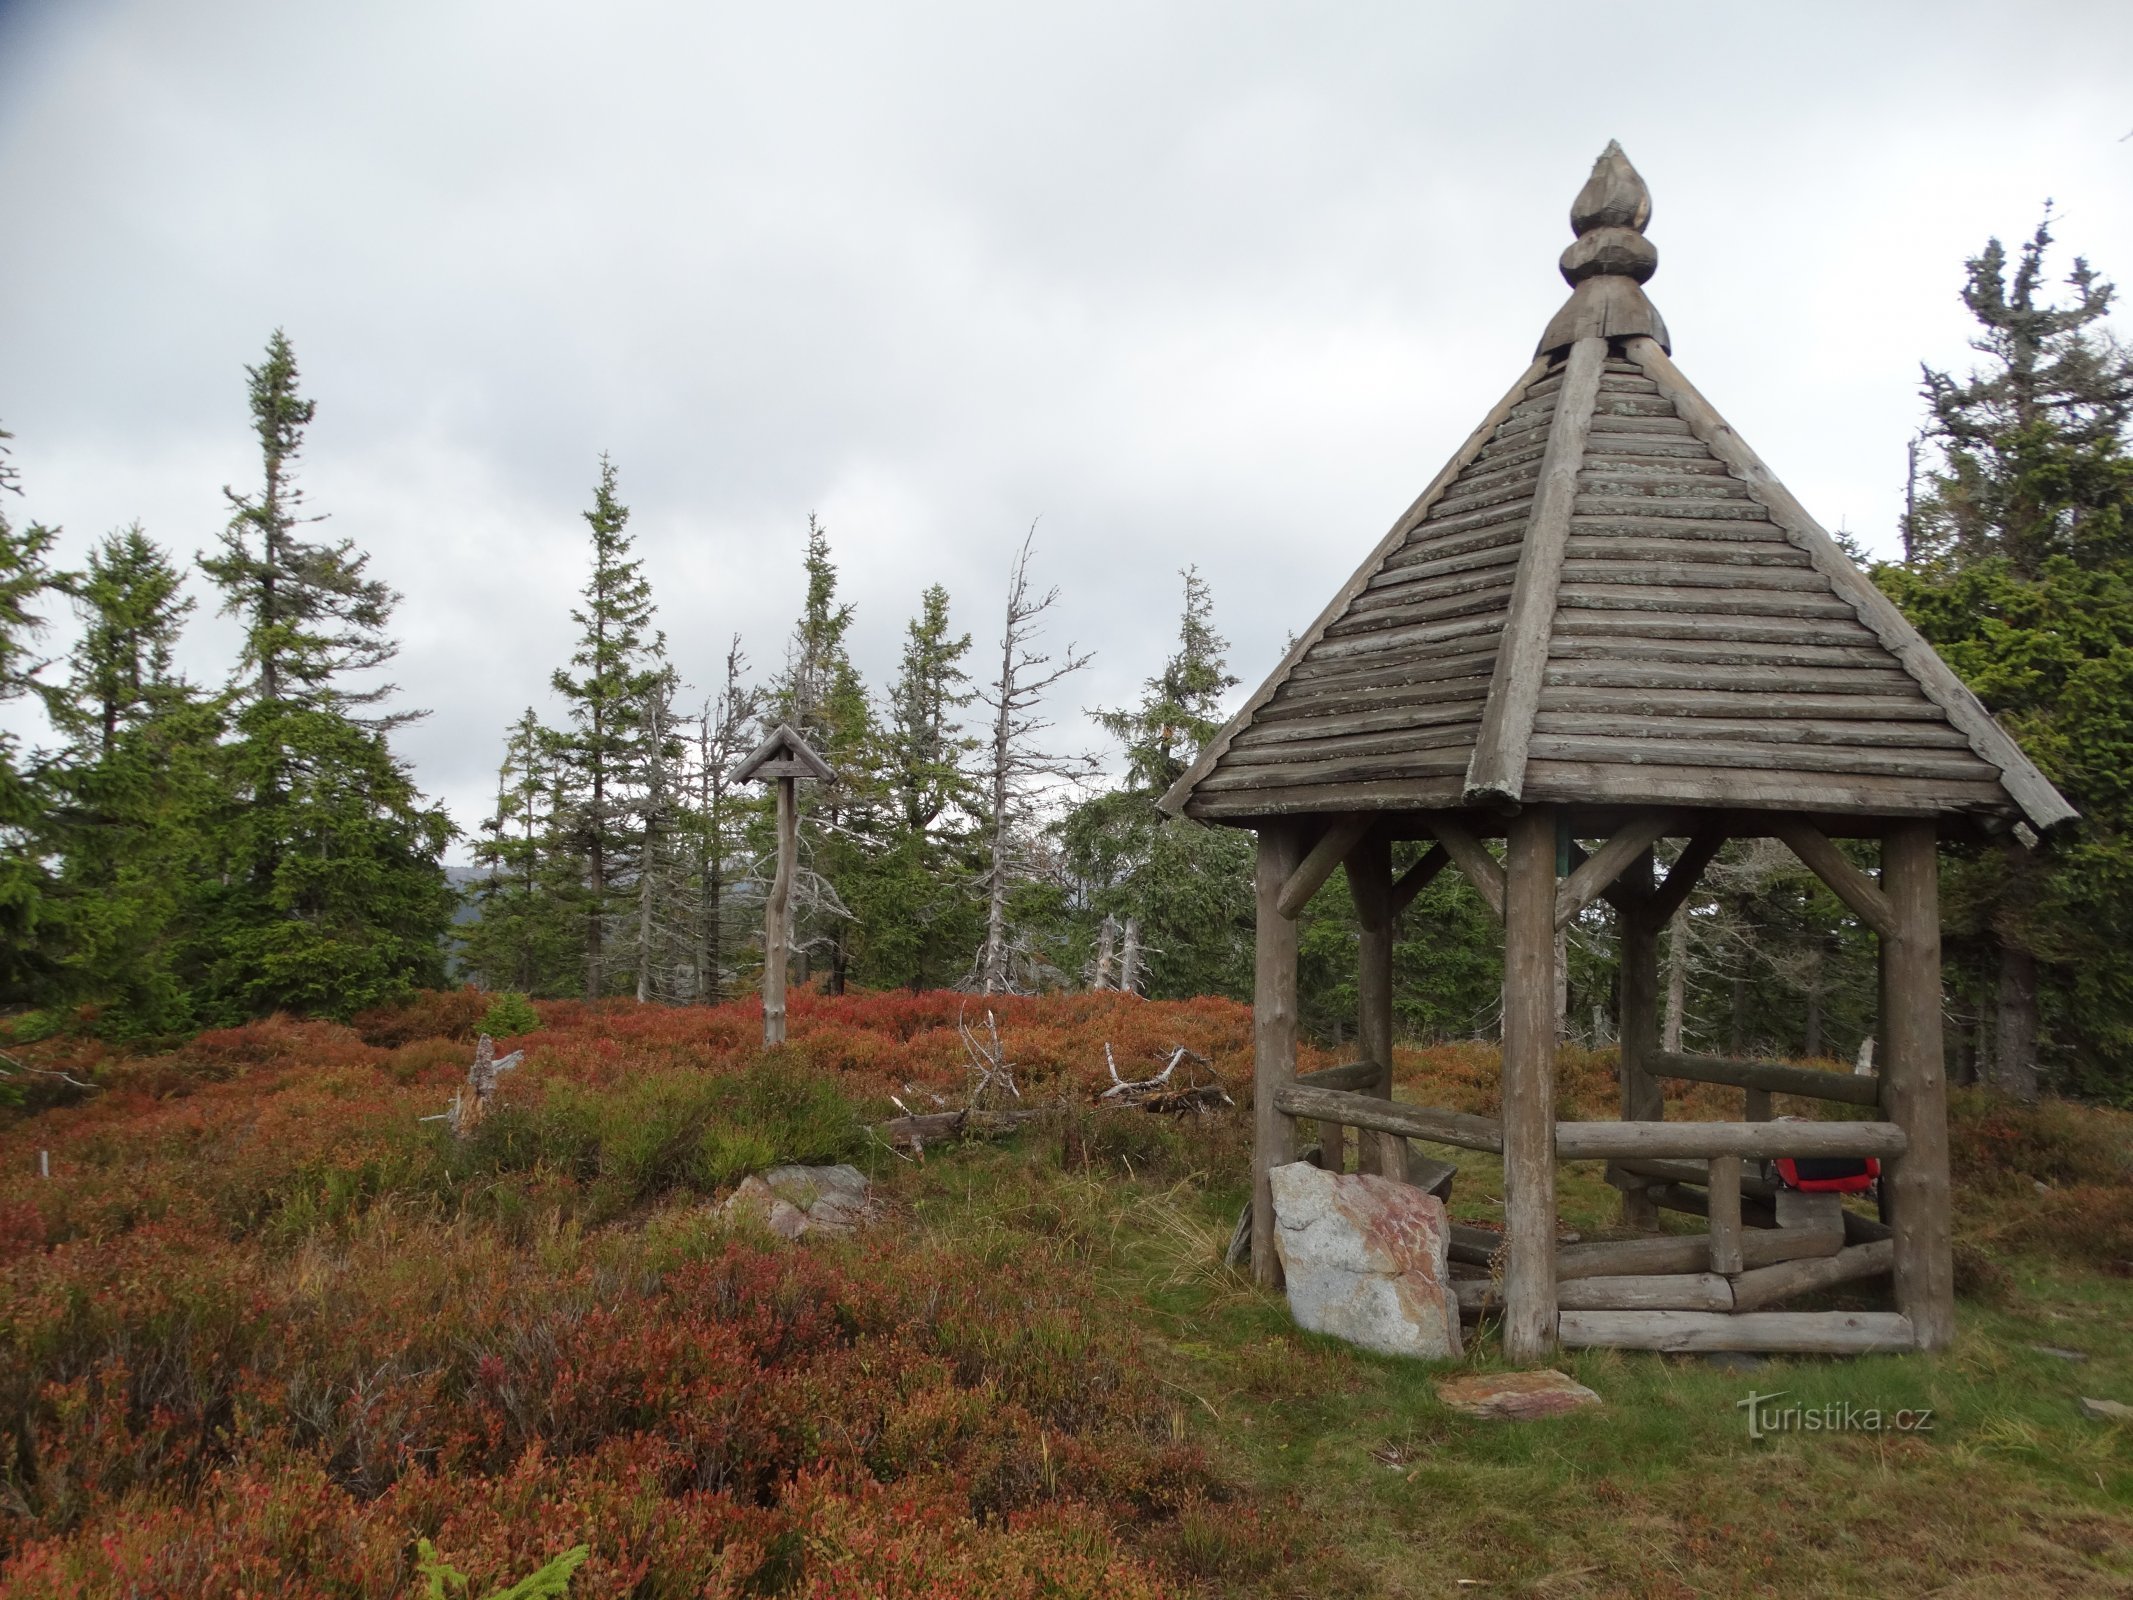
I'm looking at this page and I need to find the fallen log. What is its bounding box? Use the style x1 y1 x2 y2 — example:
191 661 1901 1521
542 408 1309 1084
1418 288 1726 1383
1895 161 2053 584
874 1107 1048 1152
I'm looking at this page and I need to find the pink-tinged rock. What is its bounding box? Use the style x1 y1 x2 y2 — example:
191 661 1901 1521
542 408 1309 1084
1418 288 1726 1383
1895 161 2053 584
1268 1161 1461 1360
1435 1369 1601 1420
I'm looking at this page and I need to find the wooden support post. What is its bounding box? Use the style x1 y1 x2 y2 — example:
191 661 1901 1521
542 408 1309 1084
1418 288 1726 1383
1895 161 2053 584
764 774 797 1047
1253 824 1304 1288
1617 849 1661 1229
1744 1087 1773 1122
1349 828 1402 1178
1502 806 1559 1361
1882 820 1953 1351
1707 1155 1744 1275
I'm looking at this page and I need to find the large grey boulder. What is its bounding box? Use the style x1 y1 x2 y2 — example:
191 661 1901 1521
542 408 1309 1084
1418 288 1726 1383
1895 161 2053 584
1268 1161 1462 1360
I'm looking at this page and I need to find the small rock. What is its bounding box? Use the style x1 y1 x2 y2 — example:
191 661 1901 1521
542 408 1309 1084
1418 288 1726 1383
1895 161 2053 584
1269 1161 1461 1360
718 1163 878 1239
2078 1397 2133 1423
2032 1345 2088 1363
1436 1369 1601 1421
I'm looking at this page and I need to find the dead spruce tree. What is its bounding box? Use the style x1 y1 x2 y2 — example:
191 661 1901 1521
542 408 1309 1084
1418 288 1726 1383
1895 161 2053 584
693 637 758 1002
975 526 1092 993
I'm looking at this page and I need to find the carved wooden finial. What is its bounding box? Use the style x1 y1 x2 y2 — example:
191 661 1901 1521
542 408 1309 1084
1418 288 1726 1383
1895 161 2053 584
1561 140 1657 286
1536 141 1669 356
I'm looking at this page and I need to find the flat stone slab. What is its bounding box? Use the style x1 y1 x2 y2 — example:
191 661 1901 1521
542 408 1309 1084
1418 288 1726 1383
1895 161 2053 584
719 1163 877 1240
1268 1161 1460 1360
1436 1369 1602 1421
2079 1397 2133 1423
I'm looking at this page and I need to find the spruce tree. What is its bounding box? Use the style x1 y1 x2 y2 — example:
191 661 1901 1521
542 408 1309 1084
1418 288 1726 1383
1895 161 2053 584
463 708 581 995
548 455 665 999
767 517 881 994
46 527 226 1035
1059 567 1249 999
693 639 758 1002
0 423 62 1001
197 332 454 1019
854 584 982 989
1880 215 2133 1097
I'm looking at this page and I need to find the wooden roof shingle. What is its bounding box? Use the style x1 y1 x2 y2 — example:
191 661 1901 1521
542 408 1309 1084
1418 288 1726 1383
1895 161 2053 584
1162 143 2075 834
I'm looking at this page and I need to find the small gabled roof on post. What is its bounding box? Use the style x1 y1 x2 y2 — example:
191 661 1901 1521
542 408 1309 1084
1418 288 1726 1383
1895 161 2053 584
1160 143 2076 836
733 722 835 784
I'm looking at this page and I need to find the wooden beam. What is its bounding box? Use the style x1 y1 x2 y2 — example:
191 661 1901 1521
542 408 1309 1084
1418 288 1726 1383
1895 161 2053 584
1882 819 1955 1351
1389 843 1450 918
1160 354 1553 819
1644 829 1726 926
1462 1273 1734 1314
1251 825 1304 1287
1428 818 1506 921
1771 818 1899 939
1608 1155 1777 1199
1501 805 1560 1361
1277 813 1373 919
1617 851 1662 1230
1556 1235 1708 1280
1466 336 1610 804
1559 1309 1916 1354
1625 335 2074 834
1556 811 1679 929
1707 1155 1745 1276
763 774 797 1047
1555 1120 1906 1161
1348 827 1403 1178
1555 1224 1841 1279
1730 1241 1896 1313
1648 1051 1883 1107
1272 1084 1503 1153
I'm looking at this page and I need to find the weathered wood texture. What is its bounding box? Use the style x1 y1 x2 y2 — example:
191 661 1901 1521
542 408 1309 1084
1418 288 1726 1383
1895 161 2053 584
1349 828 1404 1177
1278 814 1373 918
1271 1084 1503 1153
1556 1225 1841 1278
1730 1240 1895 1313
1466 336 1608 803
1252 826 1303 1287
1771 818 1898 938
1428 818 1506 920
1882 821 1956 1350
1558 812 1677 928
1625 336 2073 833
1557 1119 1905 1160
1461 1273 1733 1314
1707 1154 1745 1275
763 775 797 1047
1649 1050 1883 1106
1559 1310 1915 1354
1501 807 1560 1361
1616 851 1662 1229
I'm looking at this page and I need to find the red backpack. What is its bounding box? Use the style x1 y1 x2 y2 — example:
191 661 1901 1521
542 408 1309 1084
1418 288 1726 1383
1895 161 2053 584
1773 1155 1879 1194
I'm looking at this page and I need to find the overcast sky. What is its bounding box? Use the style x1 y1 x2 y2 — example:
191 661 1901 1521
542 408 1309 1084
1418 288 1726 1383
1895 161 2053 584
3 0 2130 858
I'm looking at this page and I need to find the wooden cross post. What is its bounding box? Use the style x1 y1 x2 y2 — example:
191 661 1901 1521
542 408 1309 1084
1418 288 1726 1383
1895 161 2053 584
732 723 835 1050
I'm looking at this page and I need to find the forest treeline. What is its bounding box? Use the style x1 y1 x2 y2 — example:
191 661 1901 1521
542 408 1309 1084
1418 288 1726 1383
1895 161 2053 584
1 219 2129 1101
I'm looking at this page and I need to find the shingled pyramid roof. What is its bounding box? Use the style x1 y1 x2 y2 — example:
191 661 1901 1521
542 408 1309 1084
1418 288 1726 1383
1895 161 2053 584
1161 143 2074 835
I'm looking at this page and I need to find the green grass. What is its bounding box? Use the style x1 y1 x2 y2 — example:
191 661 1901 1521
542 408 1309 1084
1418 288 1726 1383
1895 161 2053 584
887 1118 2133 1598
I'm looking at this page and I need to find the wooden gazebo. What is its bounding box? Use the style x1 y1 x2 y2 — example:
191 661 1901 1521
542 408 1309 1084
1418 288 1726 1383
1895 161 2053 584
1160 143 2074 1361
